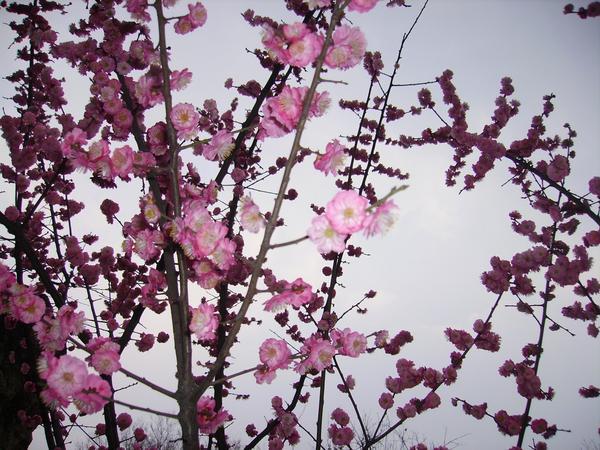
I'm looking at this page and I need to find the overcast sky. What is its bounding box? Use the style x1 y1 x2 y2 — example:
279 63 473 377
2 0 599 449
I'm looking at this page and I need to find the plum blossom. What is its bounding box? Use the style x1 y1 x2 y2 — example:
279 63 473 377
331 327 367 357
314 139 347 176
262 22 323 68
263 278 313 312
8 283 46 324
307 214 347 254
87 337 121 375
202 129 234 161
170 103 199 139
258 86 330 139
196 396 231 434
295 334 336 373
72 374 112 414
325 190 368 234
240 196 266 232
60 127 87 158
348 0 378 13
362 200 397 237
46 355 88 398
259 339 292 370
189 303 219 341
325 25 367 70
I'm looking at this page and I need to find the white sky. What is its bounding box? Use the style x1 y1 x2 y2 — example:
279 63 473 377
1 0 599 449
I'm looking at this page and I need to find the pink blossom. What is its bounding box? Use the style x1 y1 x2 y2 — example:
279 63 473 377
348 0 378 13
202 130 234 161
314 139 347 176
331 407 350 426
133 229 164 262
61 127 87 158
88 337 121 375
259 338 292 370
328 424 354 446
331 328 367 357
188 2 207 27
196 396 230 434
262 23 323 68
9 284 46 324
362 200 397 237
112 145 134 178
295 334 336 373
307 215 347 254
46 355 88 398
174 16 193 35
589 176 600 197
240 196 266 233
189 303 219 341
378 392 394 409
325 26 367 70
264 278 313 312
170 103 199 139
210 238 236 271
117 413 133 431
546 154 570 182
192 221 228 257
72 374 111 414
325 190 368 234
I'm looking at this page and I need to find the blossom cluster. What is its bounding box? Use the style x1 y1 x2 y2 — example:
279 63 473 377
308 189 397 254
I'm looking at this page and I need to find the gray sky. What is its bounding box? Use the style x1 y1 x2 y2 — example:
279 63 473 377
2 0 598 449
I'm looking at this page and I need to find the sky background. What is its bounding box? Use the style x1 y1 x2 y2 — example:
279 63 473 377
1 0 599 449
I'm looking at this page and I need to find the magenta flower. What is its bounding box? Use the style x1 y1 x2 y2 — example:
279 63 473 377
196 396 231 434
347 0 378 13
259 338 292 371
202 129 234 161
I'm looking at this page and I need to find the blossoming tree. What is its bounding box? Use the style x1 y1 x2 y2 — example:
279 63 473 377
0 0 598 449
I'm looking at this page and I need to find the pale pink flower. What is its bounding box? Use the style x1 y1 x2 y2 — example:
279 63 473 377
325 25 367 70
73 374 111 414
61 127 87 158
362 200 397 237
203 130 234 161
314 139 347 176
263 278 313 312
259 338 292 370
46 355 88 398
262 23 322 68
112 145 134 178
170 69 193 91
9 284 45 324
192 221 227 257
240 196 266 233
295 335 336 373
196 396 230 434
135 74 163 107
329 424 354 446
183 201 211 232
189 303 219 341
170 103 199 139
188 2 207 27
210 238 236 271
331 328 367 357
88 337 121 375
325 190 368 234
307 214 347 254
72 139 109 171
134 229 164 261
348 0 378 13
174 16 193 35
254 366 278 385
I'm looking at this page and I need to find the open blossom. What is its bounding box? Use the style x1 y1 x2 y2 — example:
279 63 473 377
325 190 368 234
88 337 121 375
325 25 367 70
264 278 313 312
112 145 134 178
262 22 323 68
259 338 292 371
170 102 199 139
196 396 231 434
295 335 336 373
258 86 329 140
189 303 219 341
305 0 332 7
46 355 88 398
314 139 347 176
362 200 397 237
240 196 266 233
348 0 378 13
202 129 234 161
8 283 46 324
72 374 111 414
331 328 367 357
307 215 347 254
61 127 87 158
